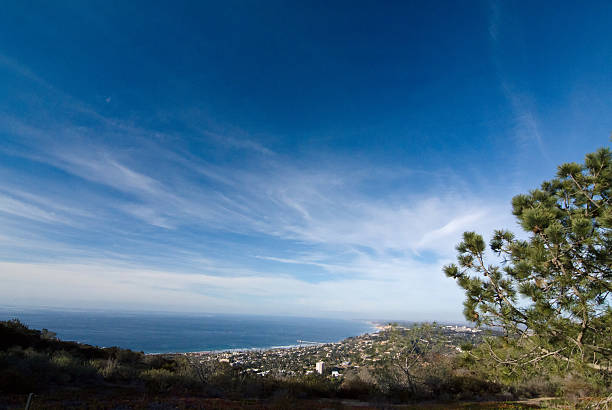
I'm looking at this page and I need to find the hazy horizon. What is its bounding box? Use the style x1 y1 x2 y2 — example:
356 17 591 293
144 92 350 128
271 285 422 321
1 304 470 324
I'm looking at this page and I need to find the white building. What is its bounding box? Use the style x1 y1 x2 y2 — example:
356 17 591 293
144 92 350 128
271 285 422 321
315 361 325 374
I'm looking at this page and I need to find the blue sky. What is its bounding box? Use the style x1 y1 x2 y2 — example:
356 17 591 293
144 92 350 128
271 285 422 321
0 1 610 320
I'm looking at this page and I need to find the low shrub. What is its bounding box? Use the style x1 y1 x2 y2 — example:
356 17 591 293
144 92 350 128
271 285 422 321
339 369 378 400
141 368 187 394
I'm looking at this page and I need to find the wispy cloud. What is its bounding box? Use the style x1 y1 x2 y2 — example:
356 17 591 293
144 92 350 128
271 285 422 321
202 130 274 156
0 107 515 314
499 82 552 166
53 150 165 196
0 260 466 319
486 2 554 184
0 54 517 318
0 194 67 225
0 117 513 315
487 0 501 42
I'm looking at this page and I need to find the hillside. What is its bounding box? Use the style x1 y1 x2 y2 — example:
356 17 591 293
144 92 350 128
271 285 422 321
0 320 608 409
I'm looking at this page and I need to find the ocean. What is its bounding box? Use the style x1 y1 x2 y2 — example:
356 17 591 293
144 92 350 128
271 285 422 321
0 307 375 353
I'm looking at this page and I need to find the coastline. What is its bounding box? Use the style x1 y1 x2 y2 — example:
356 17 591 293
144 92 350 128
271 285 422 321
368 321 388 333
1 309 376 354
156 321 381 356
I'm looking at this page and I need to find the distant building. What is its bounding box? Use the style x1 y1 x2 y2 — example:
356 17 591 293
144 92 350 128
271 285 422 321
315 361 325 374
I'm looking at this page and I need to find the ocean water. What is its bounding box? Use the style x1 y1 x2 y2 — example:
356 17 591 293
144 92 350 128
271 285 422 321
0 307 374 353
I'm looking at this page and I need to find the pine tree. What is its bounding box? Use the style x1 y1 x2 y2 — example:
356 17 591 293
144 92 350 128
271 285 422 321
444 145 611 372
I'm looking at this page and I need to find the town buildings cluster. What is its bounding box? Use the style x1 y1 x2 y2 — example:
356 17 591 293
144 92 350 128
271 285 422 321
181 323 485 379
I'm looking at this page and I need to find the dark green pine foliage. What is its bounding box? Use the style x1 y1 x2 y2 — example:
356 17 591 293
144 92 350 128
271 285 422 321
444 146 611 372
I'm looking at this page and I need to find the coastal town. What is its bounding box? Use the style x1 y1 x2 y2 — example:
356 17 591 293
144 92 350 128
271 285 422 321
180 323 485 379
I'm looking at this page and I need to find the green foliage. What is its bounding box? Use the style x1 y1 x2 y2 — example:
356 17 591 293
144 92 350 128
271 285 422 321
377 324 444 394
368 324 501 401
339 368 378 399
89 357 120 379
141 368 187 394
444 146 612 376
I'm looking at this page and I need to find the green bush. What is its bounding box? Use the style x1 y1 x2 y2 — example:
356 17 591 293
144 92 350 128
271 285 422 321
105 346 144 364
51 350 78 368
89 357 119 379
141 368 186 394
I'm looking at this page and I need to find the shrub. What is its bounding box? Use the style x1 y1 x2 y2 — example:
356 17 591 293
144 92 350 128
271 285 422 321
141 368 185 394
51 351 78 368
90 357 119 379
339 373 377 399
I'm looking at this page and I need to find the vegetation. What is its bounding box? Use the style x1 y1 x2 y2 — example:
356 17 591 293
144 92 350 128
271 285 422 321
2 319 609 408
445 146 611 400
